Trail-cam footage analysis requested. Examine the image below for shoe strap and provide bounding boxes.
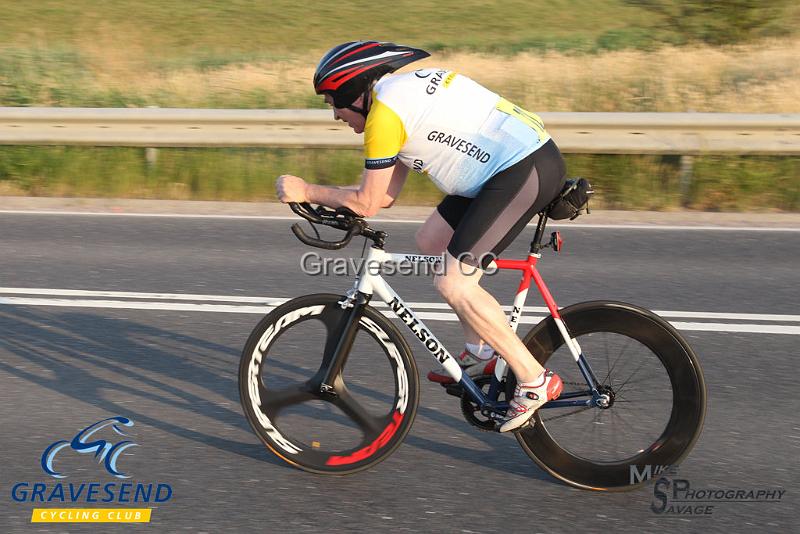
[518,369,550,390]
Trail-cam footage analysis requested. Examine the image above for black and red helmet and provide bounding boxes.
[314,41,430,108]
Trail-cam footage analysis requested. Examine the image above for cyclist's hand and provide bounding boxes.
[276,174,308,203]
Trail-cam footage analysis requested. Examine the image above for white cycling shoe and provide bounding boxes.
[499,369,563,433]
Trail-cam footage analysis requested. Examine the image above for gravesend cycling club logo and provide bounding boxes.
[10,415,174,524]
[41,416,138,479]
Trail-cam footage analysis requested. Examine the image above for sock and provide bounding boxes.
[465,342,495,360]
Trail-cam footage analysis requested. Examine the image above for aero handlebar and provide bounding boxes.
[288,202,383,250]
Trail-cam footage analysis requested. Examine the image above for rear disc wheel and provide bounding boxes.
[509,301,706,491]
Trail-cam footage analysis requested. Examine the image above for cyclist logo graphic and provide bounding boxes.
[41,416,138,479]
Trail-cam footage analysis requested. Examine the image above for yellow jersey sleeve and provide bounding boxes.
[363,97,407,170]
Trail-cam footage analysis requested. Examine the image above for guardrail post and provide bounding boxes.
[679,155,694,207]
[145,106,159,168]
[145,147,158,167]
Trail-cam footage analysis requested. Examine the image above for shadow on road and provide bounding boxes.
[0,306,555,482]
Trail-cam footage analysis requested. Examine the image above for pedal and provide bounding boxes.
[444,384,464,398]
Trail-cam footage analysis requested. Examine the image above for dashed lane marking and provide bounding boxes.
[1,288,798,335]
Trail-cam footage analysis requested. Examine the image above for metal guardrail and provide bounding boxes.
[0,108,799,154]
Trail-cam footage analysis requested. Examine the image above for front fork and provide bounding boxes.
[311,290,369,395]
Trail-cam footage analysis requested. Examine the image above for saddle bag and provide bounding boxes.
[547,177,594,221]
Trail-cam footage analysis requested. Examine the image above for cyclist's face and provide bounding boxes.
[325,95,366,134]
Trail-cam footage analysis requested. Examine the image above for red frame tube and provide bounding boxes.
[494,256,561,319]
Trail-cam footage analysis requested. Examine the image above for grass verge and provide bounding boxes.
[1,147,797,212]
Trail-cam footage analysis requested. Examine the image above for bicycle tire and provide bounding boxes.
[239,293,419,475]
[508,301,706,491]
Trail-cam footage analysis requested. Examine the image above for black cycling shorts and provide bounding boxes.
[437,139,566,269]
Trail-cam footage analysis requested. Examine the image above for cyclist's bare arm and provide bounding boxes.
[279,162,409,216]
[383,162,409,208]
[332,162,409,209]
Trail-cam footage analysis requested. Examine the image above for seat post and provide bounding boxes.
[529,213,549,254]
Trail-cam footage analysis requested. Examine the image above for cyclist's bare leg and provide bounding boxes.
[416,211,483,347]
[434,252,544,383]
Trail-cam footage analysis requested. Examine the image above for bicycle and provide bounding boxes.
[238,183,707,491]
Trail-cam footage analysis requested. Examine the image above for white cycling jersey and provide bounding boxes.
[364,69,551,197]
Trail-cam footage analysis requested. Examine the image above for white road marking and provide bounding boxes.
[0,287,288,304]
[0,297,272,314]
[0,210,797,232]
[1,288,798,335]
[668,322,800,335]
[2,288,797,322]
[0,210,304,221]
[372,300,800,322]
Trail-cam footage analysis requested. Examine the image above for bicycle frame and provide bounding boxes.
[322,243,606,420]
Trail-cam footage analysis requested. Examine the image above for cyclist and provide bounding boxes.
[277,41,565,432]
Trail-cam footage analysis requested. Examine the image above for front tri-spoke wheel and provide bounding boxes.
[239,294,419,474]
[510,301,706,491]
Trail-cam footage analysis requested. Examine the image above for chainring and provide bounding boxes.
[460,374,506,432]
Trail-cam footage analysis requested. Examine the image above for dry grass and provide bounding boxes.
[438,40,800,112]
[66,38,800,112]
